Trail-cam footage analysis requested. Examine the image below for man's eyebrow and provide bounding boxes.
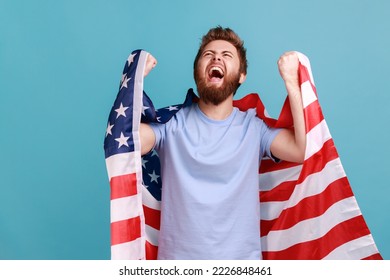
[202,50,234,55]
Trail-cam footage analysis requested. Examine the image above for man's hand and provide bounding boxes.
[144,53,157,77]
[277,51,299,84]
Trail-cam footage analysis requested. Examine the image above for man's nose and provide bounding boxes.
[212,54,221,61]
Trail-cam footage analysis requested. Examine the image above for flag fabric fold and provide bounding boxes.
[104,49,382,260]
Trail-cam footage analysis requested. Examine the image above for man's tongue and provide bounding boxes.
[210,76,222,83]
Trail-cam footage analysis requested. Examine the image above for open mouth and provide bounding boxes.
[208,66,224,82]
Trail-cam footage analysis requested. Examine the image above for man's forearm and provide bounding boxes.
[286,80,306,161]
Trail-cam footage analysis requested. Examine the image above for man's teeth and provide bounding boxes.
[209,66,223,75]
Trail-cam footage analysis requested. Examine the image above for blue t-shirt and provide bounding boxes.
[150,103,280,260]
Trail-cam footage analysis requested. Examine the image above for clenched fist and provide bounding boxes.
[144,53,157,77]
[277,51,299,84]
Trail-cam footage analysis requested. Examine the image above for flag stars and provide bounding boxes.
[148,170,160,183]
[142,105,150,115]
[120,73,126,83]
[166,106,179,111]
[142,158,148,169]
[115,103,129,119]
[120,75,131,89]
[127,53,137,66]
[106,122,114,137]
[115,132,130,148]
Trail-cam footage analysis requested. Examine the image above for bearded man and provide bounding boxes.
[139,26,306,260]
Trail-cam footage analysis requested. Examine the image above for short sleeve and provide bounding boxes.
[259,121,282,162]
[149,122,165,151]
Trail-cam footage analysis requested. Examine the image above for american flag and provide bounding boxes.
[104,49,382,260]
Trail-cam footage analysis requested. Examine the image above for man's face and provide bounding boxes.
[195,40,246,105]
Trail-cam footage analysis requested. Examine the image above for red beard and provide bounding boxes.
[195,69,241,106]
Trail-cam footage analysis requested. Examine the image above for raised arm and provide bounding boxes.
[140,54,158,155]
[270,51,306,163]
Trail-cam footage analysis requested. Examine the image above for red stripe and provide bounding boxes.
[145,241,158,260]
[234,93,286,128]
[234,93,265,118]
[362,253,383,260]
[298,63,312,85]
[111,216,141,245]
[273,98,294,128]
[259,159,301,174]
[234,93,263,110]
[261,177,353,236]
[263,215,371,259]
[143,205,161,230]
[304,100,324,133]
[110,173,138,200]
[260,180,298,202]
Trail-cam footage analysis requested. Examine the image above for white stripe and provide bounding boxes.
[132,51,147,130]
[261,196,362,251]
[260,157,346,221]
[258,165,302,191]
[305,119,332,159]
[105,151,141,180]
[323,235,380,260]
[145,225,159,246]
[297,52,315,85]
[142,185,161,210]
[111,238,145,260]
[133,51,148,261]
[110,195,141,223]
[132,51,148,153]
[301,80,317,108]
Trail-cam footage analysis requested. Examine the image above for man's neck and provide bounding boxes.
[198,95,234,120]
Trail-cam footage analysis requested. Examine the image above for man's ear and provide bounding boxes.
[239,73,246,84]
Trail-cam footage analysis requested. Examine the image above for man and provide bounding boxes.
[140,26,306,259]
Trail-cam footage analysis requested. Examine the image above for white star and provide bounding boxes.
[127,53,137,66]
[106,122,114,137]
[120,73,126,83]
[120,75,131,89]
[166,106,179,111]
[151,150,159,157]
[115,132,130,148]
[142,158,148,168]
[115,103,129,119]
[156,116,161,122]
[148,170,160,183]
[142,105,149,115]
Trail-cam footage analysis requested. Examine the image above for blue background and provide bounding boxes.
[0,0,389,259]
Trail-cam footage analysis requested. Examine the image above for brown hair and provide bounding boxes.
[193,26,248,75]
